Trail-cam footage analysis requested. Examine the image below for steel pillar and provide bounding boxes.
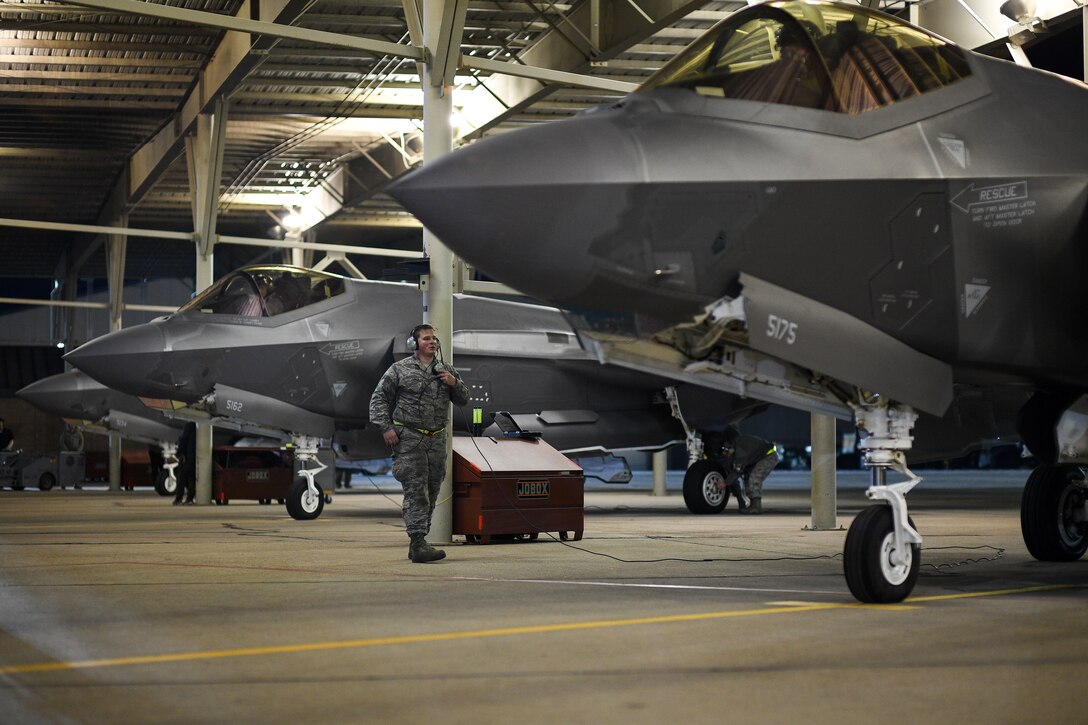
[809,413,838,530]
[108,430,122,493]
[422,0,464,545]
[105,214,129,492]
[186,99,227,505]
[106,214,128,333]
[652,449,668,496]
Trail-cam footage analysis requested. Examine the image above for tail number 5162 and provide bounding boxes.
[766,315,798,345]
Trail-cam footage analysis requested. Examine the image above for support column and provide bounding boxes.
[108,431,123,493]
[186,97,227,505]
[194,249,215,506]
[106,214,128,332]
[809,413,838,530]
[651,449,668,496]
[107,214,127,492]
[422,0,466,545]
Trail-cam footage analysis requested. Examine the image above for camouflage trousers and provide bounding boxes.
[391,428,448,537]
[743,451,780,499]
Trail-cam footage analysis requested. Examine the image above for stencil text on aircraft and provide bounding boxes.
[952,182,1036,228]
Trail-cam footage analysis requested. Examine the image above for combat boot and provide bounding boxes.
[409,534,446,563]
[743,496,763,514]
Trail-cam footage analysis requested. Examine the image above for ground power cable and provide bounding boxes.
[354,465,1006,570]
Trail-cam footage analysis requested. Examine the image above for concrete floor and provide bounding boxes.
[2,471,1087,723]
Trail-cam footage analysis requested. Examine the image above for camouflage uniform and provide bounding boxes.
[369,355,469,537]
[728,434,780,499]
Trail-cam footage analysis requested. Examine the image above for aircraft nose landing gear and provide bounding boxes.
[843,401,922,603]
[155,442,179,497]
[286,436,328,520]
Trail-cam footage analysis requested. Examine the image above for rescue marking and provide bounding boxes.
[2,583,1080,675]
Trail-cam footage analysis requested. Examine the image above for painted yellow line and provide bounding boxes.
[0,517,299,531]
[0,603,852,675]
[1,582,1082,676]
[906,583,1084,603]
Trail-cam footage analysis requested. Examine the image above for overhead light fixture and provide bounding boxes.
[281,206,306,232]
[1000,0,1045,49]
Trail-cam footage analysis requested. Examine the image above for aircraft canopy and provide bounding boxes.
[178,266,347,317]
[641,0,971,115]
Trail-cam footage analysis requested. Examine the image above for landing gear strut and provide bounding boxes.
[286,436,329,520]
[154,442,178,497]
[664,387,734,514]
[843,400,922,603]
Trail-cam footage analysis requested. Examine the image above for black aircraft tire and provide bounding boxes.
[153,471,176,497]
[843,505,920,604]
[1021,464,1088,561]
[682,460,730,514]
[38,472,56,491]
[287,479,324,520]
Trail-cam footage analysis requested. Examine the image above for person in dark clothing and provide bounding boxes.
[174,422,196,505]
[0,418,14,451]
[718,426,780,514]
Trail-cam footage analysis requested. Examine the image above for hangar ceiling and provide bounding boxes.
[0,0,750,280]
[0,0,1082,285]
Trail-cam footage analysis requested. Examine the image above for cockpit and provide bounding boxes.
[178,266,347,318]
[640,0,971,114]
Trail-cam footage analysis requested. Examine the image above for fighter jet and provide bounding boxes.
[17,369,185,496]
[388,0,1088,602]
[65,264,763,519]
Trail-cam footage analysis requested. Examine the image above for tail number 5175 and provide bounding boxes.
[766,315,798,345]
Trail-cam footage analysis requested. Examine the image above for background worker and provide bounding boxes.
[173,421,196,505]
[0,418,13,451]
[369,324,469,563]
[719,425,780,514]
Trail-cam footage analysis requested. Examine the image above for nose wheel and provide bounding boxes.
[155,442,179,497]
[844,504,920,603]
[286,436,328,520]
[842,401,923,603]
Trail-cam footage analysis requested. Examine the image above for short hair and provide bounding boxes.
[410,324,434,340]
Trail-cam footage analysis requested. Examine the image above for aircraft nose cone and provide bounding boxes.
[64,324,167,397]
[388,112,645,308]
[15,367,102,418]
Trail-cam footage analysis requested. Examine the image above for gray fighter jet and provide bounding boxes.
[388,0,1088,602]
[16,369,243,496]
[18,370,184,495]
[65,265,762,519]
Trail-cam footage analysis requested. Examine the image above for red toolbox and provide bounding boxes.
[212,447,294,505]
[452,436,584,544]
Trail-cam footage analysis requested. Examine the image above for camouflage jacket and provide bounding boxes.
[368,355,469,432]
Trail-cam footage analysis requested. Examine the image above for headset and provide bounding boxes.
[407,323,448,372]
[406,324,429,352]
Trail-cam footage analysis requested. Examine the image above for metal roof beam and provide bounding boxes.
[458,0,710,138]
[62,0,422,60]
